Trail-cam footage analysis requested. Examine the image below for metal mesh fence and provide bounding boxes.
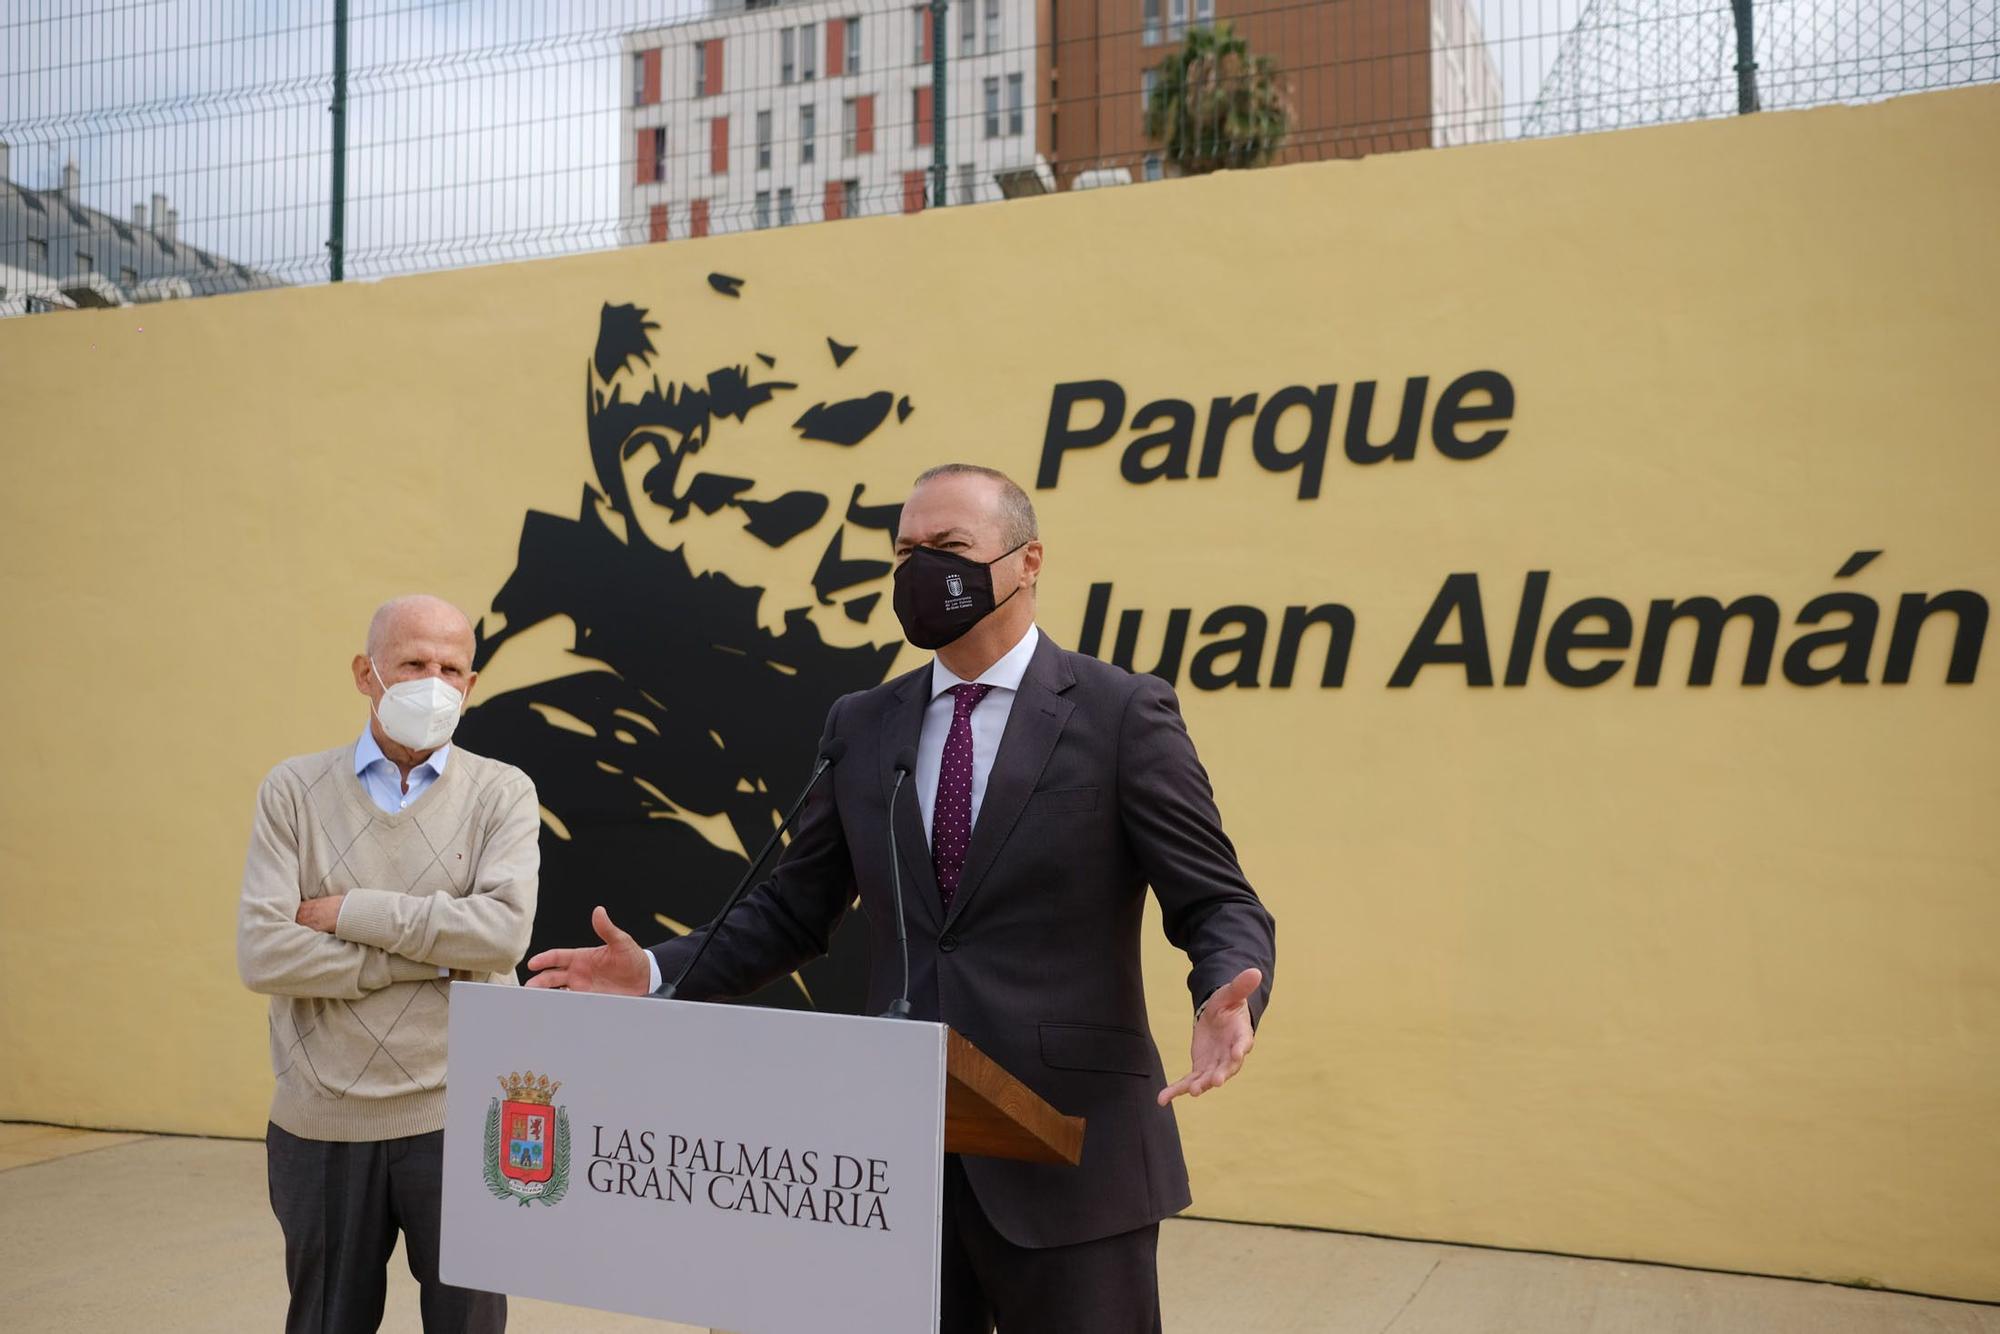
[2,0,1994,311]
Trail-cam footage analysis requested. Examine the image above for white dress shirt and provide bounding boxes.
[647,623,1043,994]
[355,726,451,814]
[915,623,1039,847]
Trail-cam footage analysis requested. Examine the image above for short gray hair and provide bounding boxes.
[912,463,1039,549]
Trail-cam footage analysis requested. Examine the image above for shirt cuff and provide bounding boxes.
[647,950,662,994]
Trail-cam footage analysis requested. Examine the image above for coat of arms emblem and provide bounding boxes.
[483,1070,572,1206]
[946,574,965,598]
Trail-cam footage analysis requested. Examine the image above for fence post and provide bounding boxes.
[931,0,948,205]
[330,0,349,280]
[1731,0,1761,114]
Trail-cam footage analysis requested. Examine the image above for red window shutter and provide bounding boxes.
[636,129,655,184]
[827,19,844,76]
[711,116,729,173]
[903,170,927,214]
[649,203,669,243]
[856,94,875,154]
[691,199,711,238]
[915,86,934,147]
[824,180,845,222]
[705,38,724,97]
[923,9,935,63]
[642,49,661,104]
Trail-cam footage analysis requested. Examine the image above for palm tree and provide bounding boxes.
[1143,22,1292,176]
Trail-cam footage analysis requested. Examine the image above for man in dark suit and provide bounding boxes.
[526,463,1276,1332]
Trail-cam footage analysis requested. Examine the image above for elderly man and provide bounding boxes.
[237,595,539,1334]
[528,465,1276,1333]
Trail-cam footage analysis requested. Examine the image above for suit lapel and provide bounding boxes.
[943,635,1076,931]
[882,669,945,930]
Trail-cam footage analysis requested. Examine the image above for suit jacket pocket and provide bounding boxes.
[1040,1022,1154,1077]
[1026,786,1099,814]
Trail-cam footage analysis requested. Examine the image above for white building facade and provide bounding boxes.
[1431,0,1505,147]
[621,0,1044,243]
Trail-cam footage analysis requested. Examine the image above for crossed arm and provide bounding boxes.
[236,774,540,1000]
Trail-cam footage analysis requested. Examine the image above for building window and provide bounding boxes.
[1143,0,1162,44]
[691,198,711,237]
[757,110,772,169]
[1143,153,1164,181]
[984,77,1000,138]
[1007,72,1023,135]
[1196,0,1213,22]
[1169,0,1188,40]
[913,6,927,63]
[1142,66,1159,125]
[649,202,669,242]
[801,22,817,78]
[755,191,772,229]
[28,236,47,263]
[959,0,975,54]
[637,126,667,185]
[800,104,816,163]
[778,187,795,225]
[711,116,729,174]
[956,162,976,205]
[694,41,709,96]
[781,28,795,83]
[844,177,861,214]
[913,85,934,147]
[632,52,646,105]
[844,17,861,74]
[984,0,999,53]
[843,98,858,156]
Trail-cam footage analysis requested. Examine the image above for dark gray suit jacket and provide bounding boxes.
[650,631,1276,1248]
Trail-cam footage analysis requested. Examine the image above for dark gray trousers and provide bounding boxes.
[939,1155,1164,1334]
[266,1122,505,1334]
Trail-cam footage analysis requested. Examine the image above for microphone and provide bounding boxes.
[654,738,848,1000]
[879,748,918,1020]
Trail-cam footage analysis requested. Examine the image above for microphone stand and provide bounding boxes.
[880,756,916,1019]
[655,745,843,1000]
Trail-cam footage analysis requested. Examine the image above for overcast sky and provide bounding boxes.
[2,0,1988,282]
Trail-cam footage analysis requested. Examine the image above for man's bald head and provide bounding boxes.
[353,595,479,743]
[366,595,475,661]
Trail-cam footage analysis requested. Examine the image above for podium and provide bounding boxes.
[439,983,1081,1334]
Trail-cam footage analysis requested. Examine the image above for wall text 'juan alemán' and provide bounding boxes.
[1075,555,1987,691]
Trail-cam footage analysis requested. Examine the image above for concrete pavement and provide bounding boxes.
[3,1123,1993,1333]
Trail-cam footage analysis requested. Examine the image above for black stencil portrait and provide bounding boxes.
[457,280,918,1013]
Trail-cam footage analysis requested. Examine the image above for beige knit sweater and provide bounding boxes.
[237,742,539,1141]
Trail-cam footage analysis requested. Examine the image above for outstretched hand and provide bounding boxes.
[1157,967,1262,1107]
[524,906,652,995]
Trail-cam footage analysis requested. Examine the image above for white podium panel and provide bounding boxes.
[441,983,946,1334]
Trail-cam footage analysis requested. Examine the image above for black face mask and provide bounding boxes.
[892,542,1028,650]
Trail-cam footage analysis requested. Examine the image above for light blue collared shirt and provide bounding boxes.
[355,727,452,815]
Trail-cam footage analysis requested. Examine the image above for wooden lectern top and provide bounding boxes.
[943,1027,1085,1167]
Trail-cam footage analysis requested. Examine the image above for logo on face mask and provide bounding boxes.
[892,541,1027,650]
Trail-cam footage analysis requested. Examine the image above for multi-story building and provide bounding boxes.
[0,148,278,317]
[1042,0,1504,186]
[621,0,1047,241]
[621,0,1502,239]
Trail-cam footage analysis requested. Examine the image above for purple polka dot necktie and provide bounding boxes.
[932,683,993,911]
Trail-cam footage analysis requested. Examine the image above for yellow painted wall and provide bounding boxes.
[3,85,1997,1300]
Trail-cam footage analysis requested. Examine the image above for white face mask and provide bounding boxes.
[370,659,465,751]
